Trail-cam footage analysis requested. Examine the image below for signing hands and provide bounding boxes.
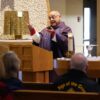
[26,22,36,36]
[46,26,55,38]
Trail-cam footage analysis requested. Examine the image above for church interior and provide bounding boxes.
[0,0,100,99]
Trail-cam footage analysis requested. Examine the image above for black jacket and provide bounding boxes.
[54,69,100,92]
[2,77,23,91]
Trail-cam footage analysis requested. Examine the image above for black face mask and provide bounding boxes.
[51,25,58,29]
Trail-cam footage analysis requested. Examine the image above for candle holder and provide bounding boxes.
[66,32,74,58]
[68,33,73,52]
[15,34,22,40]
[65,51,74,58]
[17,11,23,39]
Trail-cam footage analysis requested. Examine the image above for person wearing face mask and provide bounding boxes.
[28,10,74,58]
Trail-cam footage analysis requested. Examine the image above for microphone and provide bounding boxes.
[47,26,53,30]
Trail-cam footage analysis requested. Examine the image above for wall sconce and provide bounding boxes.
[77,16,81,22]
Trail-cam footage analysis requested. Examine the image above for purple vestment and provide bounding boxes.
[37,22,73,58]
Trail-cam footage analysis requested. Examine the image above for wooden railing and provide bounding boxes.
[13,90,100,100]
[22,82,57,90]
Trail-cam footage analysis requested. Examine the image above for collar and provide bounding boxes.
[65,69,88,79]
[51,22,65,29]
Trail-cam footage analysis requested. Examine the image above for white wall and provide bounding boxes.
[49,0,83,53]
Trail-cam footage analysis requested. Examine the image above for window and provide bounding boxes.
[83,8,91,56]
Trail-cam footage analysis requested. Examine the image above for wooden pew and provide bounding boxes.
[22,82,57,90]
[13,90,100,100]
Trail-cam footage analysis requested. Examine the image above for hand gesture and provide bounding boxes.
[26,22,36,35]
[46,27,55,38]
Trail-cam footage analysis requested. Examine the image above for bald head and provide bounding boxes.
[70,53,88,73]
[49,11,61,17]
[48,10,61,26]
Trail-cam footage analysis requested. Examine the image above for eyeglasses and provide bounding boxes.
[48,15,59,20]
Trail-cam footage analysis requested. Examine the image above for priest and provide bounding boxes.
[28,10,75,58]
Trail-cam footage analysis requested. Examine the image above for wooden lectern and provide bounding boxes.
[9,45,53,83]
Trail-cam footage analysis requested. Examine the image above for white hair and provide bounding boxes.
[2,51,21,78]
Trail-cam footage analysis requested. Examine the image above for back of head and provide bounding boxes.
[2,51,21,78]
[70,53,88,73]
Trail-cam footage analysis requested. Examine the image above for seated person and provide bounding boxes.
[1,51,23,90]
[0,59,13,100]
[54,53,100,92]
[0,82,13,100]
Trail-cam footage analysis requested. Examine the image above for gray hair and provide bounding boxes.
[70,53,88,73]
[2,51,21,78]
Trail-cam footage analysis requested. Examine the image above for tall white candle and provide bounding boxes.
[68,33,73,51]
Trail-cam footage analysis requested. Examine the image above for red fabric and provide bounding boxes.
[0,82,6,88]
[51,31,55,38]
[46,29,55,38]
[0,82,13,100]
[28,25,36,35]
[0,94,13,100]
